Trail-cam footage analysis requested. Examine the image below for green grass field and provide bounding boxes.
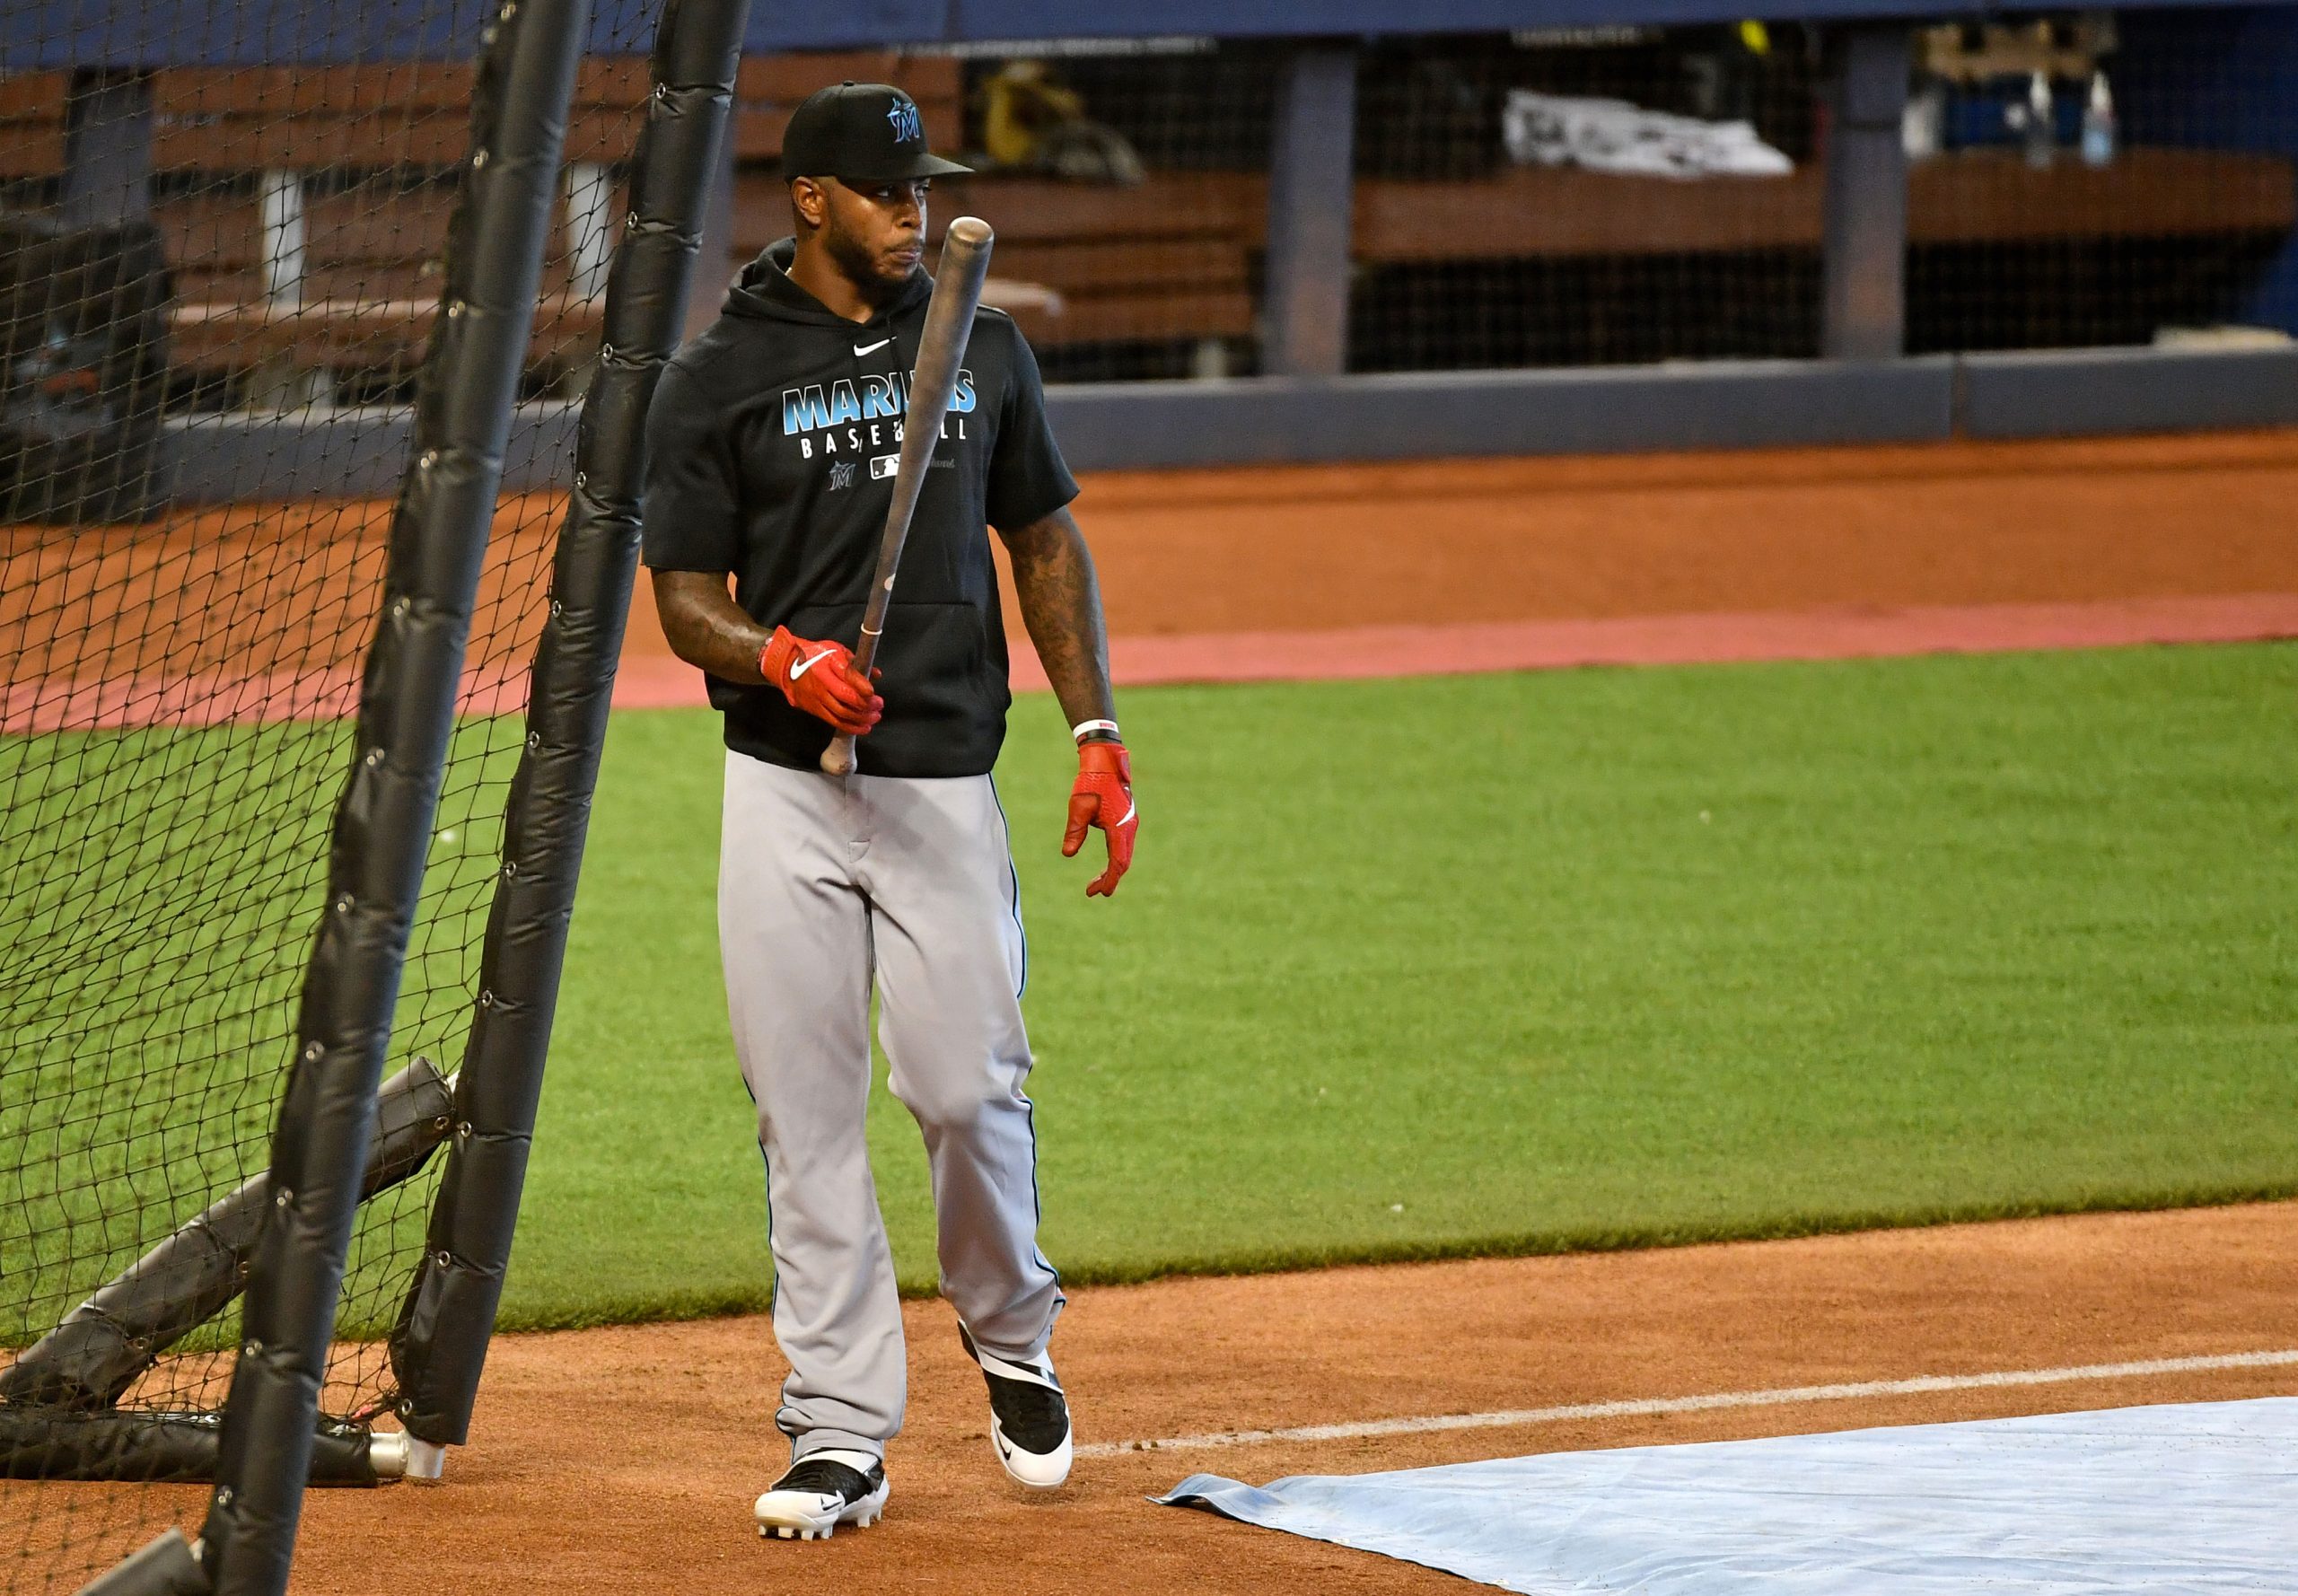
[495,642,2298,1329]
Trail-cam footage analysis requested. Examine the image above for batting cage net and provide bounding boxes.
[0,0,687,1588]
[1345,25,1827,373]
[926,39,1279,386]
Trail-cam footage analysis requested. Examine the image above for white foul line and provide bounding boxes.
[1075,1347,2298,1460]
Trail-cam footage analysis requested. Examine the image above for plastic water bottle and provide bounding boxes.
[2081,71,2117,167]
[2023,72,2055,170]
[1901,79,1944,161]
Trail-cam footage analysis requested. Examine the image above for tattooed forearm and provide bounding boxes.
[999,507,1117,735]
[653,569,774,684]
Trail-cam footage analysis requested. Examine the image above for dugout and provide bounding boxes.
[7,0,2298,495]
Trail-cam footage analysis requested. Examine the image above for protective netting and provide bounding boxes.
[846,29,1820,378]
[1347,26,1824,372]
[719,40,1276,386]
[847,17,2296,379]
[948,39,1277,384]
[1,13,650,1591]
[1907,14,2298,355]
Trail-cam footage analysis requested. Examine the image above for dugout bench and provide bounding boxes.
[1350,149,2296,259]
[2,54,963,405]
[14,54,1271,399]
[9,48,2293,404]
[730,167,1264,365]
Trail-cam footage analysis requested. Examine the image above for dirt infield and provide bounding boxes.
[276,1203,2298,1594]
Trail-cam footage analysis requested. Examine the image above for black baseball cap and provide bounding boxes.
[782,82,973,182]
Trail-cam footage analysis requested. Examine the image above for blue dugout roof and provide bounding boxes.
[2,0,2277,67]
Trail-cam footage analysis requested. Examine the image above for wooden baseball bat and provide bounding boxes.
[820,215,996,777]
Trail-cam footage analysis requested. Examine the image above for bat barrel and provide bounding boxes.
[821,217,996,778]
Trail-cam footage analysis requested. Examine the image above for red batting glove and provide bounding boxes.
[759,625,881,737]
[1063,740,1136,898]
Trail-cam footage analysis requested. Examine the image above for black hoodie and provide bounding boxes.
[642,239,1078,777]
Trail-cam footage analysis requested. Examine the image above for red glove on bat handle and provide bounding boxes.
[760,625,881,738]
[1063,740,1136,898]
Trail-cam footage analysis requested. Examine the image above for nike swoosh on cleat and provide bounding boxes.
[854,338,893,356]
[788,647,839,680]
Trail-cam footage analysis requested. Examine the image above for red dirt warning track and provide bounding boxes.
[617,429,2298,704]
[12,433,2293,729]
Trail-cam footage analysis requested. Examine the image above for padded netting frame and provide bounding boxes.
[387,0,751,1453]
[17,0,590,1586]
[188,0,590,1582]
[2,0,744,1589]
[0,0,751,1588]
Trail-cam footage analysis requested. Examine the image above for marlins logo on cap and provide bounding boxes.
[782,82,972,182]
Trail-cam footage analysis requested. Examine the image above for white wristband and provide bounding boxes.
[1071,718,1120,744]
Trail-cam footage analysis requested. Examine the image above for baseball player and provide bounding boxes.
[640,83,1136,1540]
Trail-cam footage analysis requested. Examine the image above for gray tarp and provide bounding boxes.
[1162,1397,2298,1594]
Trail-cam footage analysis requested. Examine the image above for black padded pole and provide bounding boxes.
[387,0,751,1451]
[2,1409,387,1488]
[183,3,592,1592]
[77,1530,204,1596]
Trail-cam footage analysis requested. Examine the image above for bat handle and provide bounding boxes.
[820,627,880,776]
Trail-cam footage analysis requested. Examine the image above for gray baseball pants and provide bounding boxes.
[718,750,1064,1464]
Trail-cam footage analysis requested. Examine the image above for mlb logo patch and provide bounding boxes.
[871,454,900,480]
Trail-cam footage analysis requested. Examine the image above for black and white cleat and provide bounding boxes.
[959,1323,1074,1490]
[752,1451,890,1540]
